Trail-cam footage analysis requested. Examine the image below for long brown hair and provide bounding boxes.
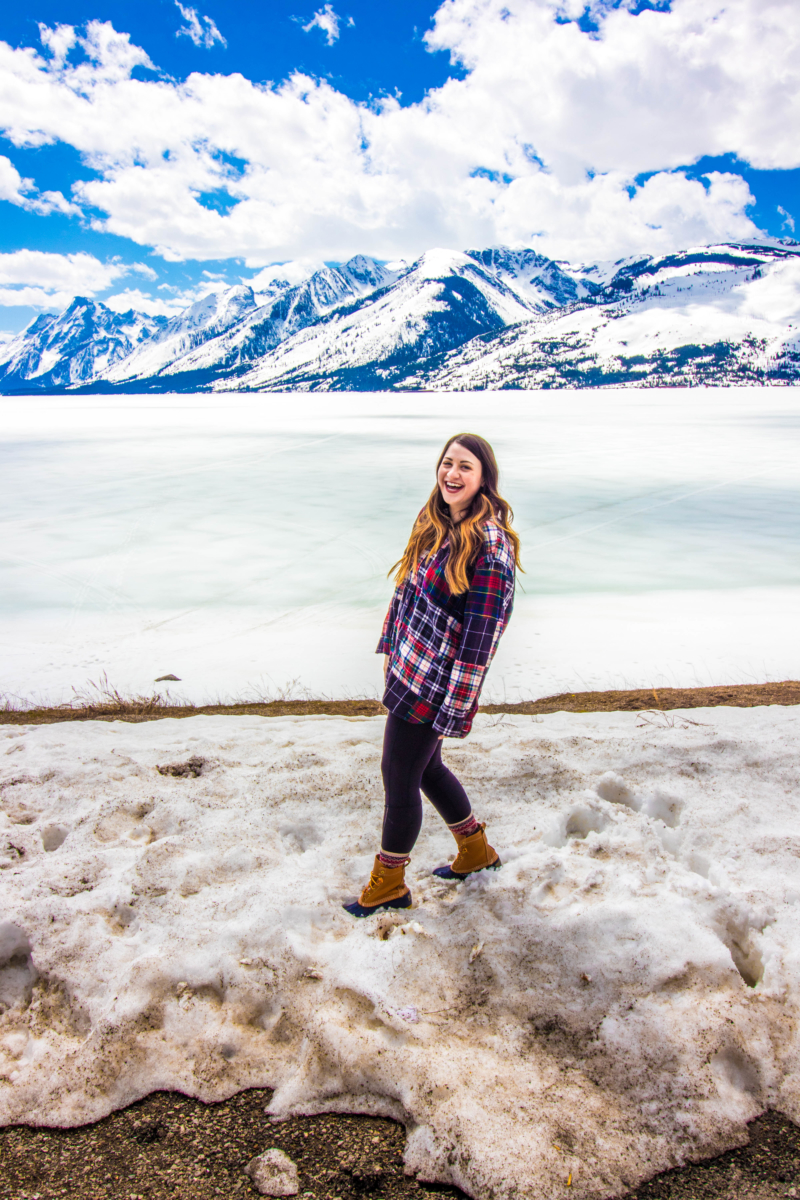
[391,433,522,594]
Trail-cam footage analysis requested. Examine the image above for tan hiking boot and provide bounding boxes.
[433,823,501,880]
[343,855,412,918]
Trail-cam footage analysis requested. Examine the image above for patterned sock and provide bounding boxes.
[378,849,410,869]
[449,813,480,838]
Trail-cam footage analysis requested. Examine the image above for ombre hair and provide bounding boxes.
[392,433,522,594]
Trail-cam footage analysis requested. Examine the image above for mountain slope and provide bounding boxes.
[464,247,598,309]
[214,248,557,391]
[1,241,799,393]
[100,285,259,382]
[402,244,800,390]
[0,299,165,390]
[104,255,400,385]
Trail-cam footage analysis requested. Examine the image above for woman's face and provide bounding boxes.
[437,442,483,518]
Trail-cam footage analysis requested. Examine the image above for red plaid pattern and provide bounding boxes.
[377,520,515,738]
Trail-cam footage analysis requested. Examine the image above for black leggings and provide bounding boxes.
[380,713,472,855]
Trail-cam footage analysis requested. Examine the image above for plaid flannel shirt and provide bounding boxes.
[377,520,515,738]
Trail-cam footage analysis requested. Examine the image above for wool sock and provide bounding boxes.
[449,813,480,838]
[378,849,410,869]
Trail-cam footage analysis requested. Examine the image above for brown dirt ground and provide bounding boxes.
[2,680,798,726]
[1,1090,798,1200]
[2,681,799,1198]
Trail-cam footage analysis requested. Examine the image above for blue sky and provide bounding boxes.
[0,0,469,329]
[1,0,799,332]
[1,1,464,106]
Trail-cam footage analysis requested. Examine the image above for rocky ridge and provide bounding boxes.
[1,242,799,392]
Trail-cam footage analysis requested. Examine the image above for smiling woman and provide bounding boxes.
[343,432,520,919]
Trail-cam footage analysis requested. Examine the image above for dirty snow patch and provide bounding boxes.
[1,709,799,1200]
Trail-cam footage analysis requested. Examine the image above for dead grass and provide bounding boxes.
[0,679,797,727]
[480,680,800,715]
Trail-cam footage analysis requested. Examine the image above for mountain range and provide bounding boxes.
[2,242,799,392]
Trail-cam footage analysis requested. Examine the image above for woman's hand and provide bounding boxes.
[383,654,389,681]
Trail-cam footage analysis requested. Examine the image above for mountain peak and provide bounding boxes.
[3,240,800,393]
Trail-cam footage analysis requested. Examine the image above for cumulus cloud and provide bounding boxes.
[0,250,151,309]
[175,3,227,50]
[301,5,345,46]
[0,155,79,215]
[0,2,798,266]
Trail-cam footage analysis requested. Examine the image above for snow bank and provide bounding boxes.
[1,708,799,1199]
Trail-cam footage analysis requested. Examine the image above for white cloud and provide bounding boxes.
[105,276,242,315]
[778,205,796,234]
[301,5,343,46]
[0,154,79,215]
[175,3,227,50]
[38,23,77,68]
[103,287,185,316]
[0,3,798,265]
[0,250,151,309]
[0,249,126,290]
[245,259,322,288]
[0,285,77,308]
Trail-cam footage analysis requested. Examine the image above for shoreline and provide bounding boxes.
[2,680,799,726]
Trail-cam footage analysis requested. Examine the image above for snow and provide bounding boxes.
[221,251,539,391]
[410,244,800,390]
[4,242,800,392]
[0,301,165,388]
[1,707,799,1200]
[152,256,401,382]
[415,248,475,281]
[103,286,259,382]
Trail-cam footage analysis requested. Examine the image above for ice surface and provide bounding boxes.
[1,389,798,706]
[1,708,799,1199]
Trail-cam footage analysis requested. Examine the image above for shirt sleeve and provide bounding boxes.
[432,550,514,737]
[376,581,404,655]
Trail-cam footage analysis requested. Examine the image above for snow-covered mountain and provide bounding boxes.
[2,242,799,393]
[464,247,598,309]
[404,243,800,390]
[100,285,260,383]
[0,299,165,390]
[103,255,401,385]
[215,248,560,392]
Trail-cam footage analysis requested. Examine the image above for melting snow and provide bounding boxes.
[1,708,799,1198]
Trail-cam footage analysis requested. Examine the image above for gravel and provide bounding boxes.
[1,1091,798,1200]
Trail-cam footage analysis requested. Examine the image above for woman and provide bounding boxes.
[344,432,520,918]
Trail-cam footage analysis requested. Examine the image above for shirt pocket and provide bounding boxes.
[439,613,462,661]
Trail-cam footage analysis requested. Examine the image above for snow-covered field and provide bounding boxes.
[2,388,799,706]
[1,708,799,1199]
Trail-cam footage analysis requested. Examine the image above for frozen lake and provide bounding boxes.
[1,388,799,706]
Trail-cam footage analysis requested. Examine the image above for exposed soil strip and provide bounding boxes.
[2,681,798,726]
[1,1089,798,1200]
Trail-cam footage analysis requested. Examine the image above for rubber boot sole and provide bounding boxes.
[432,857,502,881]
[342,892,412,919]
